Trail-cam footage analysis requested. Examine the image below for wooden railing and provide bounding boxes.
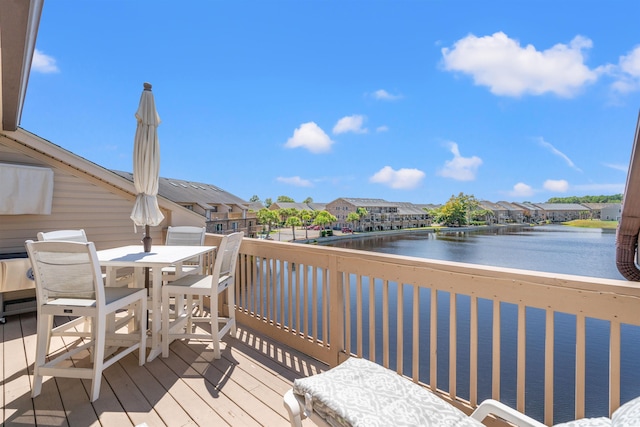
[205,234,640,425]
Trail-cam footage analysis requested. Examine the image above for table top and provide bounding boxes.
[97,245,216,267]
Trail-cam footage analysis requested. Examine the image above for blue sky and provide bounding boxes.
[21,1,640,205]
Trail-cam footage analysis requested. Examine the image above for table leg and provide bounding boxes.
[105,266,117,287]
[146,266,164,362]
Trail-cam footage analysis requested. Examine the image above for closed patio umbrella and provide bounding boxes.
[616,111,640,281]
[131,82,164,252]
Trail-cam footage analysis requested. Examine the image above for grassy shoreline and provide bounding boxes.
[561,219,618,229]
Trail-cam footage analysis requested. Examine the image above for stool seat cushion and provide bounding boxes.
[293,357,483,427]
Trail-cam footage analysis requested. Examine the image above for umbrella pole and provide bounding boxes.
[143,224,151,330]
[143,223,151,290]
[143,224,152,252]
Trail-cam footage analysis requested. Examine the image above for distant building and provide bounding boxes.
[394,202,431,229]
[112,171,258,237]
[326,198,396,231]
[512,202,544,223]
[531,203,588,222]
[326,198,430,231]
[496,201,526,223]
[581,203,621,221]
[478,200,506,224]
[268,202,316,212]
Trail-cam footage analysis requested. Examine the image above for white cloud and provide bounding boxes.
[333,115,368,134]
[372,89,402,100]
[276,176,313,187]
[31,49,59,73]
[376,125,389,133]
[538,137,582,172]
[437,142,483,181]
[284,122,334,153]
[441,32,600,97]
[543,179,570,192]
[369,166,425,189]
[611,46,640,93]
[509,182,535,197]
[603,162,628,172]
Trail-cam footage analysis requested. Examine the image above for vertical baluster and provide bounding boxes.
[450,292,457,399]
[544,309,555,426]
[356,274,363,357]
[426,286,433,385]
[470,295,478,407]
[345,273,352,356]
[575,314,586,419]
[609,320,621,416]
[411,284,420,382]
[296,260,301,336]
[517,304,526,413]
[312,265,318,342]
[369,276,376,362]
[287,259,293,332]
[492,300,501,401]
[396,282,404,375]
[269,259,278,325]
[382,279,389,368]
[322,268,328,348]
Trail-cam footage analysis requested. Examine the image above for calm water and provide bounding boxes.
[322,225,640,423]
[327,224,623,280]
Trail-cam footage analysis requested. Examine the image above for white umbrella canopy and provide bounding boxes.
[131,82,164,251]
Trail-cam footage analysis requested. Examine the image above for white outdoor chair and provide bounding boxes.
[26,240,147,402]
[161,226,207,281]
[161,231,243,359]
[38,229,134,285]
[37,229,104,338]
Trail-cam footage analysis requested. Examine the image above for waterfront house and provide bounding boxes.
[512,201,544,223]
[2,3,640,426]
[478,200,507,224]
[532,203,589,222]
[326,197,399,231]
[496,201,527,223]
[581,203,621,221]
[394,201,432,229]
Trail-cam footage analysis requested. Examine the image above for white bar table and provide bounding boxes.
[97,244,216,361]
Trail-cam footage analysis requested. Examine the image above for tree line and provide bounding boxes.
[545,194,622,204]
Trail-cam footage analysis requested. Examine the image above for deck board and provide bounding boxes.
[1,312,327,427]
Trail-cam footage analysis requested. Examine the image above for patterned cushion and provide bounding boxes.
[553,418,611,427]
[293,357,483,427]
[612,396,640,427]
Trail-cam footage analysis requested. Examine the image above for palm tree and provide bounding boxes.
[285,215,302,240]
[314,210,337,236]
[356,207,369,232]
[346,212,360,232]
[256,208,279,238]
[300,210,312,240]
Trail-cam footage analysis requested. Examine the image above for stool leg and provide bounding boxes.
[212,288,221,359]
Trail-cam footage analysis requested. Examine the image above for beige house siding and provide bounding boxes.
[0,129,203,255]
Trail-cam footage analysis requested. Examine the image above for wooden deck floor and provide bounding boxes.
[1,312,328,427]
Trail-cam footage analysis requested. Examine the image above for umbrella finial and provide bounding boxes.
[143,82,152,91]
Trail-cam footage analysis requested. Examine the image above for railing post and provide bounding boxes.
[328,254,345,367]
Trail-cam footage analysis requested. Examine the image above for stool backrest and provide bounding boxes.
[37,229,89,243]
